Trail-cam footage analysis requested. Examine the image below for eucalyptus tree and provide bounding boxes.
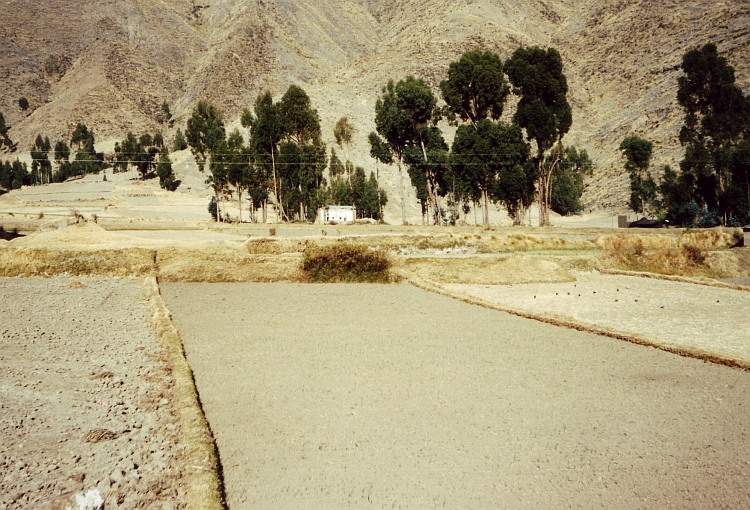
[505,46,572,226]
[186,101,225,173]
[334,116,356,182]
[156,147,176,191]
[275,85,327,221]
[243,92,283,222]
[30,135,52,185]
[370,77,447,225]
[443,50,534,224]
[451,120,529,225]
[620,135,656,216]
[370,81,410,224]
[549,146,593,216]
[0,112,14,151]
[440,50,509,127]
[677,43,749,221]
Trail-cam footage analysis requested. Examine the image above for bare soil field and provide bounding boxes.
[0,277,186,509]
[446,273,750,366]
[163,283,750,509]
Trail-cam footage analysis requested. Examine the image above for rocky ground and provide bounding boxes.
[0,277,186,509]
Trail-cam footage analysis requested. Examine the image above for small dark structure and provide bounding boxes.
[617,215,629,228]
[0,226,24,241]
[628,217,663,228]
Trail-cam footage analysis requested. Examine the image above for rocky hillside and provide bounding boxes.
[2,0,749,213]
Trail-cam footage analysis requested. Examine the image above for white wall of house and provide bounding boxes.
[319,206,355,224]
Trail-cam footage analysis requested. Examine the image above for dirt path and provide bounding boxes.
[447,273,750,365]
[0,277,186,509]
[163,283,750,509]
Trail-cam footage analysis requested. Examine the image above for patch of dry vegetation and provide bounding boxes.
[592,229,747,280]
[158,247,302,283]
[301,244,394,283]
[397,256,576,285]
[0,248,155,277]
[594,228,742,251]
[246,233,594,256]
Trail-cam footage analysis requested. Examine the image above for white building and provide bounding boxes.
[319,205,355,224]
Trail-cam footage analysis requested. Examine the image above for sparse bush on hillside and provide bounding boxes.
[301,244,392,283]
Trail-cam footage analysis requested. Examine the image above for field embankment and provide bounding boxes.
[1,223,748,286]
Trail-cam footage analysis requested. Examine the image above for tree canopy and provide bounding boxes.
[505,46,572,226]
[186,101,225,172]
[440,50,509,127]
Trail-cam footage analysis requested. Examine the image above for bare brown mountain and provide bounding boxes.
[2,0,749,210]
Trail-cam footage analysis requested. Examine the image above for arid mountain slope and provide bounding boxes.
[1,0,749,211]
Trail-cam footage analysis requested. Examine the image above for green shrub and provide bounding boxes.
[301,243,392,283]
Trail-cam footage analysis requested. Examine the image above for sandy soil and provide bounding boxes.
[163,283,750,509]
[0,277,186,509]
[447,273,750,365]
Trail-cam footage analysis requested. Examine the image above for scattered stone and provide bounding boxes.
[83,429,119,443]
[30,489,103,510]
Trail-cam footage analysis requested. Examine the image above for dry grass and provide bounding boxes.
[598,244,745,279]
[0,248,156,277]
[301,244,394,283]
[158,247,301,283]
[593,229,747,280]
[245,233,594,257]
[594,228,742,251]
[143,276,224,510]
[397,256,576,285]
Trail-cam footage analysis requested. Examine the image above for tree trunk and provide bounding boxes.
[419,138,440,225]
[271,149,282,223]
[238,188,242,223]
[482,188,490,226]
[397,158,406,225]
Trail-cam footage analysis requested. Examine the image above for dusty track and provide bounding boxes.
[163,283,750,509]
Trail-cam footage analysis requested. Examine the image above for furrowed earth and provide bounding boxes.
[1,183,750,508]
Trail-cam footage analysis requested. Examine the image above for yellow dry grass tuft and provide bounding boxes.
[158,246,301,283]
[397,256,576,285]
[143,276,224,510]
[0,248,156,277]
[594,228,742,252]
[245,233,594,257]
[681,228,743,249]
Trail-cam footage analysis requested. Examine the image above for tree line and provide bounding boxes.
[186,86,388,223]
[367,47,590,226]
[0,119,181,192]
[2,47,589,225]
[621,43,750,227]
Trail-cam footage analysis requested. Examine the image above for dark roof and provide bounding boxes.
[629,217,663,228]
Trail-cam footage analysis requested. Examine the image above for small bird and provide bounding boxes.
[635,299,638,302]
